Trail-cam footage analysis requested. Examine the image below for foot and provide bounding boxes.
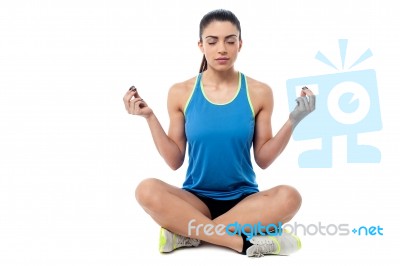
[159,227,201,253]
[246,231,301,257]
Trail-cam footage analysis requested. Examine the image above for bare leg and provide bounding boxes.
[213,185,302,256]
[214,185,302,227]
[135,178,243,252]
[135,178,302,253]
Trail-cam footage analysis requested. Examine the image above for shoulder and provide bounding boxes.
[245,75,273,114]
[169,76,197,96]
[167,76,198,112]
[246,76,272,97]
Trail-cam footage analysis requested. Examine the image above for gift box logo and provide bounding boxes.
[286,39,382,168]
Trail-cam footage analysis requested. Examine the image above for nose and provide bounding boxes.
[217,41,227,54]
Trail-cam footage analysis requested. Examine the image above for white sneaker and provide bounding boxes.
[246,230,301,257]
[159,227,201,253]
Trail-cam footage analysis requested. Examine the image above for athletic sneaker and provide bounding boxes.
[159,227,201,253]
[246,230,301,257]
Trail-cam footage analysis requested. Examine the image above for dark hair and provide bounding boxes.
[198,9,241,73]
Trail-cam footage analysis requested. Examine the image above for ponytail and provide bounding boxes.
[199,54,207,73]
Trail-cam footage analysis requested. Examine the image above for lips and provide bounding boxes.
[216,57,229,64]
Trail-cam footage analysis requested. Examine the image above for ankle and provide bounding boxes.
[240,234,252,254]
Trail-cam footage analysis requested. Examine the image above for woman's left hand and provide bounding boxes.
[289,86,316,130]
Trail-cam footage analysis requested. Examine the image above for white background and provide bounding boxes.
[1,0,399,265]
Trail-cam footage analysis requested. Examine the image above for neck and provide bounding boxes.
[202,67,238,85]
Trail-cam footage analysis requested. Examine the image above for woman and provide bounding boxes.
[123,9,315,257]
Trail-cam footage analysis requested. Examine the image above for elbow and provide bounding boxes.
[167,157,184,171]
[255,156,272,170]
[256,160,269,170]
[169,163,181,171]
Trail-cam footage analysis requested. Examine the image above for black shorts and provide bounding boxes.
[189,191,256,219]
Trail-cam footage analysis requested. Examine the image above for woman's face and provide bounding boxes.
[199,20,242,72]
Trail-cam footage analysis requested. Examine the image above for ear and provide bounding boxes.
[238,39,243,52]
[198,40,204,53]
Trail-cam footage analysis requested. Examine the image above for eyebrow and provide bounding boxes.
[205,34,238,39]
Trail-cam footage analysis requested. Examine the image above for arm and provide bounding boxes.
[252,84,290,169]
[252,85,315,169]
[123,85,187,170]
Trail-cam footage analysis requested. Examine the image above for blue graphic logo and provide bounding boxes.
[287,39,382,168]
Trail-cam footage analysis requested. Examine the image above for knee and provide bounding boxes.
[276,185,302,214]
[135,178,164,210]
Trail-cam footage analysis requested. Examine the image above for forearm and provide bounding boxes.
[255,119,293,169]
[145,113,184,170]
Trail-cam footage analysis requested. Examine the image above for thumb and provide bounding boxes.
[129,85,141,99]
[296,96,307,110]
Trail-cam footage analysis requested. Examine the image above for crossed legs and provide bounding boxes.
[135,178,302,253]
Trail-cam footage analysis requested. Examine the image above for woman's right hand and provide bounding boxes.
[123,86,153,119]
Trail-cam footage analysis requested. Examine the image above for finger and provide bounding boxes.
[130,97,146,106]
[138,99,148,108]
[301,86,308,97]
[123,90,136,112]
[134,99,147,113]
[125,85,138,97]
[301,96,312,112]
[134,100,141,114]
[128,85,143,99]
[302,87,315,97]
[127,98,136,114]
[300,87,315,111]
[140,98,149,109]
[129,86,142,99]
[130,98,148,114]
[296,96,307,111]
[128,97,141,114]
[303,96,312,112]
[130,97,143,106]
[309,95,316,111]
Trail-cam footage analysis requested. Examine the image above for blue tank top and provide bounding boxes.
[183,72,259,200]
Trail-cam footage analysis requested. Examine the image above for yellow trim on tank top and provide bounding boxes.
[183,75,199,115]
[200,72,241,106]
[244,75,255,118]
